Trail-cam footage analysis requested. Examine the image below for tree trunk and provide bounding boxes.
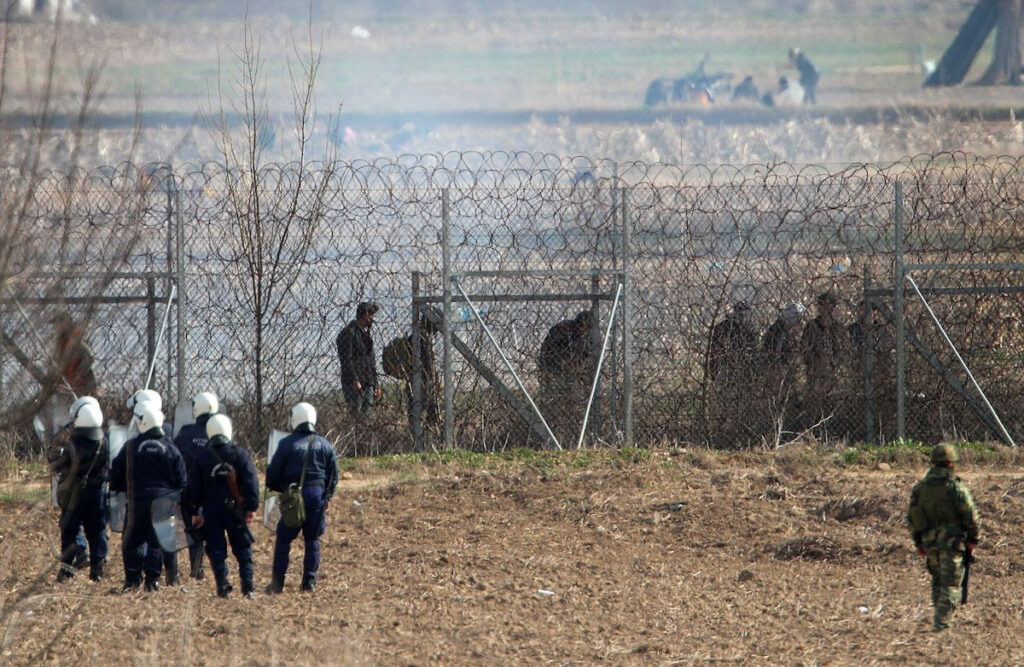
[976,0,1023,84]
[925,0,1000,86]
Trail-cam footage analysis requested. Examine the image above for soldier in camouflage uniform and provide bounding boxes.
[906,444,980,631]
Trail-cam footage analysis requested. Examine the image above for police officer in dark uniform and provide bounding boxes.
[109,402,187,592]
[53,398,109,583]
[265,402,339,594]
[187,414,259,599]
[174,391,219,580]
[123,389,183,586]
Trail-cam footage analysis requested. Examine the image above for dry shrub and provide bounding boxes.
[773,535,845,561]
[819,494,890,522]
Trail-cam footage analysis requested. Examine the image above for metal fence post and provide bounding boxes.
[441,188,453,450]
[862,265,875,441]
[589,269,602,444]
[894,181,906,441]
[412,271,424,452]
[621,186,634,447]
[174,183,185,406]
[146,275,156,390]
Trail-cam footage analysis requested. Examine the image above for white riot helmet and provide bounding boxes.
[73,402,104,429]
[126,388,162,411]
[289,402,317,431]
[205,413,232,442]
[133,402,165,435]
[192,391,219,419]
[67,395,100,426]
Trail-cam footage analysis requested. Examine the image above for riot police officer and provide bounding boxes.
[265,402,339,593]
[53,399,108,582]
[187,414,259,599]
[109,402,186,592]
[175,391,220,580]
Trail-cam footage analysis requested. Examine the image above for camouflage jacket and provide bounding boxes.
[907,466,981,551]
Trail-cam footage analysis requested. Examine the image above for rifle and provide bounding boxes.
[961,545,975,604]
[211,447,256,545]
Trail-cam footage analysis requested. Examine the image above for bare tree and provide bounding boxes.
[0,8,146,441]
[206,10,340,435]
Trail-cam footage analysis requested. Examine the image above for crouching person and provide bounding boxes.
[265,402,338,593]
[187,414,259,599]
[54,398,109,582]
[109,402,186,593]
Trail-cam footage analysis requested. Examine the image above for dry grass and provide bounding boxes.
[2,449,1024,664]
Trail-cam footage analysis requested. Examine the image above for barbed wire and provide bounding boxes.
[4,151,1024,453]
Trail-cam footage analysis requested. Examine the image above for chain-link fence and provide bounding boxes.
[3,151,1024,454]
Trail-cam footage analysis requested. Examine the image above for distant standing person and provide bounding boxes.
[762,301,806,412]
[53,311,100,396]
[336,302,381,414]
[788,48,819,104]
[707,301,759,382]
[907,444,980,632]
[801,291,847,420]
[537,311,594,441]
[406,316,440,435]
[265,402,339,594]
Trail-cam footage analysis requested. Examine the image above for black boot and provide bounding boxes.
[164,553,181,586]
[216,581,233,598]
[121,579,141,594]
[190,546,205,580]
[241,579,255,599]
[264,575,284,594]
[88,558,105,582]
[300,575,315,593]
[72,547,89,570]
[144,577,160,593]
[56,564,74,583]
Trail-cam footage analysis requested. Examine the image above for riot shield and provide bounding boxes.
[106,423,130,532]
[38,397,71,510]
[172,399,191,438]
[151,493,188,552]
[262,429,287,531]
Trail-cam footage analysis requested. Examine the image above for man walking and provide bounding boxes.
[907,444,981,632]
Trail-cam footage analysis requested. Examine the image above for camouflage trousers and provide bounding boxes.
[925,547,965,631]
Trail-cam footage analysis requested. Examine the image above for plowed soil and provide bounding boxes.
[2,448,1024,665]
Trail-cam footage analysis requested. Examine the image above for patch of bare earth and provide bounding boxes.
[2,453,1024,664]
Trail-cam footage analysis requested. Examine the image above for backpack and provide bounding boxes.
[382,336,414,379]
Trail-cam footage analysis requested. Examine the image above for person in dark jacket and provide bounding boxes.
[53,311,99,397]
[405,315,440,436]
[265,402,339,594]
[52,399,109,583]
[123,388,183,586]
[707,301,759,382]
[336,302,381,414]
[109,402,187,593]
[174,391,220,581]
[187,414,259,599]
[788,48,819,104]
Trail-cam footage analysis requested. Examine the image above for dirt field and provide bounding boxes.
[2,447,1024,665]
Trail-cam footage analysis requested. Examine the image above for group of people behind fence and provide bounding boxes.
[48,388,338,599]
[707,291,895,444]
